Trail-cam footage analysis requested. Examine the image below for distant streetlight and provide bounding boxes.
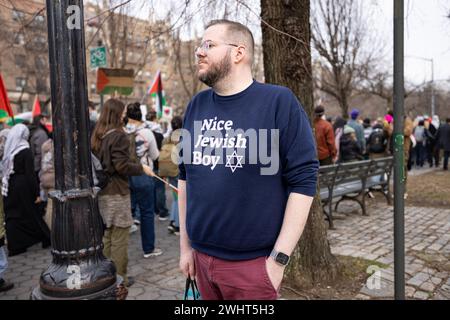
[406,55,435,116]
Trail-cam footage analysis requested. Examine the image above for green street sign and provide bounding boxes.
[90,46,107,69]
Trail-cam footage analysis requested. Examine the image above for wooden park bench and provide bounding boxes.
[318,157,394,229]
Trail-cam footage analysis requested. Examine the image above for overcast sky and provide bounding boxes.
[373,0,450,86]
[123,0,450,86]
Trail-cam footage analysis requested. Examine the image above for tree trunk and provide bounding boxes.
[340,93,349,119]
[387,96,393,113]
[261,0,340,288]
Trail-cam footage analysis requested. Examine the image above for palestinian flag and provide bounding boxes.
[32,95,41,117]
[96,68,134,96]
[0,73,14,123]
[148,71,166,118]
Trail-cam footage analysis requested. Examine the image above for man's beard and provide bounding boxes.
[198,51,232,88]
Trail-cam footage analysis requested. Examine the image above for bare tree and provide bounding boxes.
[358,61,424,114]
[312,0,380,118]
[89,0,153,72]
[171,31,203,107]
[163,0,262,111]
[261,0,340,288]
[0,2,49,112]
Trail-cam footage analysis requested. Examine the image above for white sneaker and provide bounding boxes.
[143,248,163,258]
[129,224,139,234]
[133,219,140,225]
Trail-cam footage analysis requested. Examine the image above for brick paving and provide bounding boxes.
[329,200,450,300]
[0,215,186,300]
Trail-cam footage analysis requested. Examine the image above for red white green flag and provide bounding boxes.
[32,95,42,117]
[147,70,166,118]
[0,73,14,122]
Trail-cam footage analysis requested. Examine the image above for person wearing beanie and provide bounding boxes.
[347,109,366,154]
[313,106,337,166]
[340,125,363,162]
[344,125,355,135]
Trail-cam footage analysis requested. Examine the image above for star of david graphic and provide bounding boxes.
[225,150,244,173]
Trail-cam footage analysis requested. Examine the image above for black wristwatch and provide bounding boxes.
[270,249,290,266]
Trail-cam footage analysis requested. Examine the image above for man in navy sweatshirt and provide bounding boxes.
[178,19,319,300]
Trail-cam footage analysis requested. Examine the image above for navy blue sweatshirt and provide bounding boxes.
[179,81,318,260]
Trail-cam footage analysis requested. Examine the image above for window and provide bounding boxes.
[14,33,25,45]
[35,57,47,69]
[33,36,47,51]
[12,10,25,21]
[155,41,165,54]
[32,15,45,28]
[36,78,47,93]
[135,38,143,48]
[15,55,26,67]
[15,77,27,91]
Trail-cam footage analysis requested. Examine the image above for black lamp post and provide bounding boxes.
[32,0,119,300]
[393,0,405,300]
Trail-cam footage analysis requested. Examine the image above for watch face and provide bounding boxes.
[276,253,290,265]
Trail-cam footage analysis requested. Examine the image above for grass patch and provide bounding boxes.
[280,255,389,300]
[406,170,450,208]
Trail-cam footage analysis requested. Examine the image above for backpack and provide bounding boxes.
[368,129,387,154]
[414,126,425,143]
[91,152,109,189]
[128,130,139,163]
[153,131,164,150]
[152,130,164,171]
[158,142,179,177]
[92,129,116,189]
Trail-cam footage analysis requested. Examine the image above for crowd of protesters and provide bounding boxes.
[314,106,450,201]
[0,99,183,292]
[314,105,450,171]
[314,106,450,170]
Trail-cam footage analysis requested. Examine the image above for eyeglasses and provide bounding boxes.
[195,40,239,54]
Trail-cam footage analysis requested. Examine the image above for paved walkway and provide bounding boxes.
[0,215,185,300]
[329,200,450,300]
[1,179,448,300]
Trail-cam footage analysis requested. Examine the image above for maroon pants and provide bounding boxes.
[193,250,280,300]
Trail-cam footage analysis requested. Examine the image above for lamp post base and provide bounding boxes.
[31,276,126,300]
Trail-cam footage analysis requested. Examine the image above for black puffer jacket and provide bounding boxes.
[340,134,363,162]
[438,123,450,152]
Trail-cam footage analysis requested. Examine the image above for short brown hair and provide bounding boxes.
[205,19,255,64]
